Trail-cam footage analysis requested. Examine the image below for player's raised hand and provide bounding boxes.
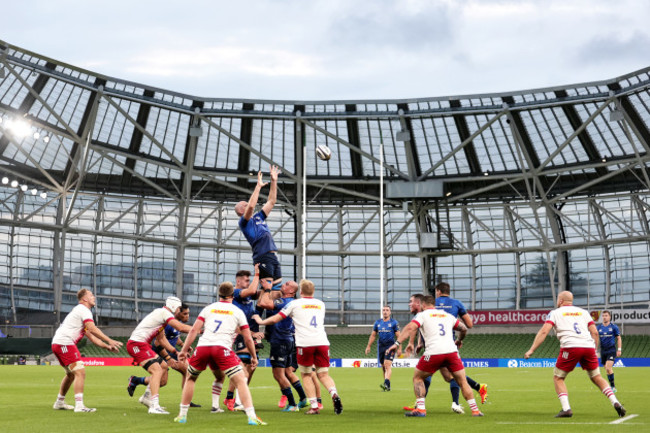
[269,165,280,182]
[257,171,269,188]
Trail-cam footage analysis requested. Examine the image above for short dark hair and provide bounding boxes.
[435,282,451,295]
[602,310,611,317]
[180,303,189,311]
[77,288,89,301]
[422,295,436,306]
[236,270,251,278]
[410,294,424,302]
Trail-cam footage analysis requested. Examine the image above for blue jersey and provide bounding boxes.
[597,323,620,352]
[373,318,399,348]
[233,288,259,333]
[152,324,181,350]
[239,210,278,262]
[270,297,295,344]
[435,296,468,319]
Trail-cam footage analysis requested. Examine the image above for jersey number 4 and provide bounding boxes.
[310,316,318,328]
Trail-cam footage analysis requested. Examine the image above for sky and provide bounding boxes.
[2,0,648,101]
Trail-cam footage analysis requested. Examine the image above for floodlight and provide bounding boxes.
[1,177,8,184]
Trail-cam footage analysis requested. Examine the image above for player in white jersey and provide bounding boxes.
[174,281,266,426]
[51,289,123,412]
[255,279,342,415]
[388,295,484,418]
[525,291,626,418]
[125,296,192,414]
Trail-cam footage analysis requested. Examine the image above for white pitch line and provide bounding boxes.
[497,421,643,426]
[610,414,639,424]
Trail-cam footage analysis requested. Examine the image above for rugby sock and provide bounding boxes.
[74,393,84,409]
[466,376,481,392]
[291,380,307,400]
[178,403,189,417]
[467,398,479,413]
[57,394,66,402]
[449,380,461,405]
[151,394,160,408]
[317,397,322,405]
[309,397,318,409]
[244,407,257,419]
[235,390,242,405]
[415,398,426,410]
[143,384,151,398]
[133,376,146,385]
[211,380,223,408]
[602,387,619,405]
[281,387,297,407]
[423,376,431,396]
[385,379,391,389]
[607,374,615,388]
[226,390,235,400]
[558,392,570,411]
[327,387,338,397]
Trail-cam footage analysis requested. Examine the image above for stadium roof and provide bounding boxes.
[0,40,649,207]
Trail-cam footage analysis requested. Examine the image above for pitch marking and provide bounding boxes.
[610,414,639,424]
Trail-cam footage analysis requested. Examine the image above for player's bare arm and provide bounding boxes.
[239,264,261,298]
[261,165,279,216]
[588,323,599,346]
[168,318,192,334]
[453,321,468,348]
[365,331,377,355]
[85,322,122,349]
[254,312,284,326]
[243,171,268,221]
[388,322,417,356]
[155,331,176,355]
[256,279,281,310]
[525,322,553,358]
[86,331,118,352]
[178,318,204,362]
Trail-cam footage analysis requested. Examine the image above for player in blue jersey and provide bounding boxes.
[257,279,308,412]
[235,165,283,291]
[366,306,400,391]
[222,266,264,412]
[597,310,622,392]
[434,282,488,414]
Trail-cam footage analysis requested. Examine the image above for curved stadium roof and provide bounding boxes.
[0,39,649,206]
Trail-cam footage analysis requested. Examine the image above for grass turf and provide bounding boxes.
[0,365,645,432]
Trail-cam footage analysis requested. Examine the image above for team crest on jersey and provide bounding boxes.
[562,312,582,317]
[302,305,321,309]
[211,309,234,315]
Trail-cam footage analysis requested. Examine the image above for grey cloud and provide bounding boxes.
[575,31,650,65]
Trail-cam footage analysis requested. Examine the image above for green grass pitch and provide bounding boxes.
[0,365,645,432]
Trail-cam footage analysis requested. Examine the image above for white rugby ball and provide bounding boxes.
[316,144,332,161]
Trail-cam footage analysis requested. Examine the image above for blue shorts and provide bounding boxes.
[601,350,617,365]
[270,341,295,369]
[257,252,282,282]
[378,345,395,366]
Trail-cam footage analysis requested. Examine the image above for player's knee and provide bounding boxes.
[315,366,329,375]
[587,368,601,379]
[553,367,568,378]
[71,361,85,374]
[299,365,313,374]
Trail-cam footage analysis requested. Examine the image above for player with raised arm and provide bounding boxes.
[125,296,192,414]
[388,295,484,418]
[255,279,342,415]
[597,310,622,392]
[222,266,263,412]
[257,278,308,411]
[434,282,488,413]
[235,165,283,291]
[51,289,123,412]
[365,305,400,391]
[525,291,626,418]
[173,281,266,426]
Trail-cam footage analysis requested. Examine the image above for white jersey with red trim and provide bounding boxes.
[52,304,94,345]
[546,305,595,348]
[129,307,174,344]
[412,308,460,356]
[196,301,248,349]
[279,297,329,347]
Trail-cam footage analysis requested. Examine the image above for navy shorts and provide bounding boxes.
[270,341,294,369]
[378,345,395,366]
[601,350,617,365]
[257,251,282,281]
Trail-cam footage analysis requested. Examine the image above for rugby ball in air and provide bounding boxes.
[316,144,332,161]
